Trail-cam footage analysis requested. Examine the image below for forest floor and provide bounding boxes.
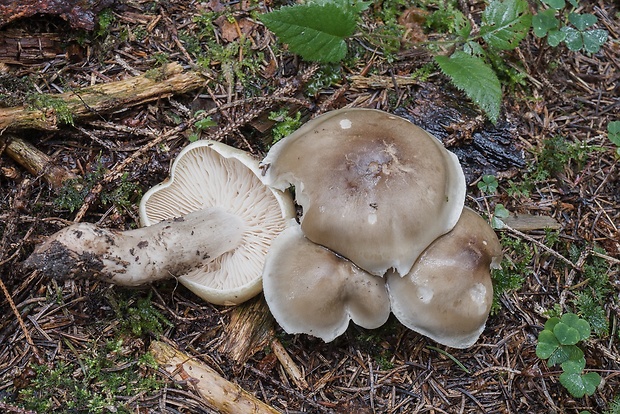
[0,0,618,413]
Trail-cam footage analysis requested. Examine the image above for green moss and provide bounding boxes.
[26,93,74,126]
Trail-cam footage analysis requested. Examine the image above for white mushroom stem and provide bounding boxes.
[25,207,245,286]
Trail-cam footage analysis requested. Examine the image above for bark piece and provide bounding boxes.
[0,0,116,30]
[219,296,275,365]
[0,62,206,131]
[149,340,282,414]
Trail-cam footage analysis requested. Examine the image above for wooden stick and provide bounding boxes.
[1,134,78,189]
[149,341,282,414]
[0,62,206,131]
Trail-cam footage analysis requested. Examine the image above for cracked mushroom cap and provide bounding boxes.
[386,207,502,348]
[140,140,295,305]
[263,225,391,342]
[261,108,466,276]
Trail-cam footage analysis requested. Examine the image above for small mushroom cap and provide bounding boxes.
[386,207,502,349]
[263,225,391,342]
[140,140,295,305]
[261,108,465,276]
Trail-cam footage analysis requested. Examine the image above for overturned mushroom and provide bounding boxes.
[26,140,295,305]
[386,207,503,348]
[263,225,390,342]
[261,108,465,276]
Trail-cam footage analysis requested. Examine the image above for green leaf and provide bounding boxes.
[568,13,597,31]
[561,313,591,341]
[582,29,608,54]
[536,330,560,359]
[434,51,501,123]
[548,344,584,366]
[562,26,583,51]
[477,174,499,193]
[260,2,358,62]
[567,0,578,7]
[559,371,601,398]
[480,0,532,50]
[541,0,565,9]
[554,322,581,345]
[608,121,620,146]
[547,29,566,46]
[562,358,586,374]
[544,317,561,331]
[532,9,559,38]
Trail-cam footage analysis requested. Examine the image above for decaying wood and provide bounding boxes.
[219,295,275,365]
[0,134,78,189]
[150,340,282,414]
[349,74,420,90]
[0,31,62,64]
[502,213,561,231]
[0,0,116,30]
[0,62,206,131]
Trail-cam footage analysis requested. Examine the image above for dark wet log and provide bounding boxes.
[0,0,116,30]
[150,341,282,414]
[396,85,526,184]
[0,62,206,131]
[0,134,78,189]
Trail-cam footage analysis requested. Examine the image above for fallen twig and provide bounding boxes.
[149,340,282,414]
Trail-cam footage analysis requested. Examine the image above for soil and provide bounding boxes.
[0,1,618,413]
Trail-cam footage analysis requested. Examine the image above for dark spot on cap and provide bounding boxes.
[137,241,149,249]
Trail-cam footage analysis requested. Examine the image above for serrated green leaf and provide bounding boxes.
[541,0,565,9]
[480,0,532,50]
[582,29,608,54]
[608,121,620,145]
[547,29,566,46]
[536,330,560,359]
[562,26,583,51]
[260,3,357,62]
[434,52,501,123]
[533,9,559,37]
[568,13,597,31]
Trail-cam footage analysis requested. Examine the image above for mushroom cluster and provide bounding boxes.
[260,108,502,348]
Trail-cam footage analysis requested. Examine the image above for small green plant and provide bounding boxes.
[26,93,74,126]
[96,8,116,38]
[608,120,620,156]
[108,291,172,338]
[532,0,608,54]
[269,109,303,145]
[17,339,162,413]
[536,313,601,398]
[477,174,499,194]
[55,163,141,213]
[491,203,509,229]
[188,110,217,142]
[490,234,530,314]
[605,395,620,414]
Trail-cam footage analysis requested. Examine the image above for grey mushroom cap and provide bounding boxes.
[140,140,295,305]
[263,225,391,342]
[261,108,466,276]
[386,207,503,349]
